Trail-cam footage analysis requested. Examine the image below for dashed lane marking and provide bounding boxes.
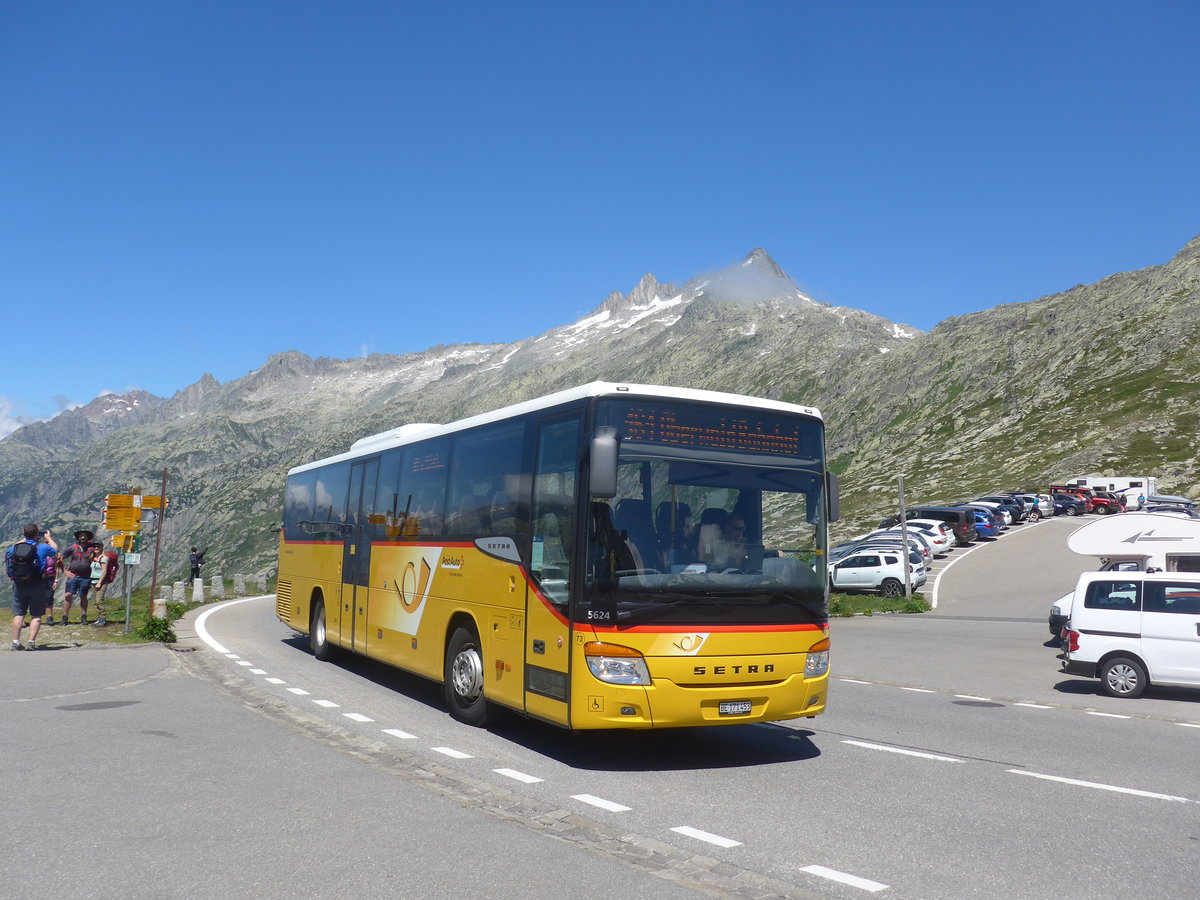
[494,768,543,784]
[287,688,310,696]
[670,826,742,848]
[842,740,963,763]
[800,865,889,893]
[312,699,339,708]
[343,712,374,723]
[432,746,473,759]
[1007,769,1195,804]
[382,728,417,740]
[572,794,631,812]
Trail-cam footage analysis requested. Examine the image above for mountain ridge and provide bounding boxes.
[1,238,1197,581]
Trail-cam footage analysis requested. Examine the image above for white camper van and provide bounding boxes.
[1066,475,1157,509]
[1047,513,1200,635]
[1056,513,1200,697]
[1060,571,1200,697]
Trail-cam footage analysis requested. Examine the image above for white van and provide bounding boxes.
[1060,571,1200,697]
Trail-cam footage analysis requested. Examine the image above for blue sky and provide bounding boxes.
[3,1,1198,437]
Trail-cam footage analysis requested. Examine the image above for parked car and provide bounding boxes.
[1060,571,1200,697]
[957,507,1001,538]
[829,549,926,597]
[895,520,954,554]
[977,495,1027,523]
[1053,493,1087,516]
[967,501,1012,526]
[1012,493,1050,520]
[897,506,978,546]
[1143,506,1200,519]
[865,529,934,559]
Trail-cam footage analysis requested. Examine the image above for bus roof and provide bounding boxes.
[288,381,823,476]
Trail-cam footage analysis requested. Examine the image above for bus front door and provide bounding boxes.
[523,415,581,726]
[342,458,379,654]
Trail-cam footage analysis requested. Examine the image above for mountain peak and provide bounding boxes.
[741,248,789,280]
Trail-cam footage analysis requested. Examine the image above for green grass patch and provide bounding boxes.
[829,591,930,617]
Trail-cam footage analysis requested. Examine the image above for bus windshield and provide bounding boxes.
[580,401,828,627]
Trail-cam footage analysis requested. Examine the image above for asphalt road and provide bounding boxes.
[3,513,1197,898]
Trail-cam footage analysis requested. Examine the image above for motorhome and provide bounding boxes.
[1066,512,1200,572]
[1049,512,1200,636]
[1066,475,1157,509]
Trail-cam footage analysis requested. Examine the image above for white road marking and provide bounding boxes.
[382,728,416,740]
[954,694,994,701]
[1086,711,1130,719]
[225,654,240,659]
[342,713,373,723]
[287,688,310,696]
[194,596,269,655]
[901,687,935,693]
[235,660,253,667]
[801,865,889,893]
[571,794,631,812]
[313,699,339,708]
[1178,723,1200,729]
[249,668,267,674]
[432,747,473,759]
[1015,702,1053,709]
[1007,769,1195,804]
[265,677,285,685]
[843,740,963,763]
[670,826,741,848]
[493,768,543,784]
[840,678,872,684]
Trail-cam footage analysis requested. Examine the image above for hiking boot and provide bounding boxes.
[44,617,56,626]
[25,641,36,651]
[11,641,22,651]
[95,617,107,627]
[78,617,87,626]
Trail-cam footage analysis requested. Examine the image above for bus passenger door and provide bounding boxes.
[342,458,379,653]
[523,415,581,725]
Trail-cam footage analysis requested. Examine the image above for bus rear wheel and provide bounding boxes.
[444,626,491,726]
[310,596,336,661]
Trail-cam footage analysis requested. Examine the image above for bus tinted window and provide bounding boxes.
[283,470,317,541]
[446,421,527,543]
[399,439,450,539]
[315,462,350,524]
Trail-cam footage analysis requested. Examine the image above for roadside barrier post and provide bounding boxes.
[192,578,205,605]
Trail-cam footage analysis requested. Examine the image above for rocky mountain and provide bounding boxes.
[1,239,1197,582]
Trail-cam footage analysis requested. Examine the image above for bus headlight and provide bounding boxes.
[805,638,830,678]
[584,642,651,686]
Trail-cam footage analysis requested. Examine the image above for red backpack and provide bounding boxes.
[102,550,119,584]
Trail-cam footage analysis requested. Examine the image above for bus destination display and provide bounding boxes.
[618,404,806,455]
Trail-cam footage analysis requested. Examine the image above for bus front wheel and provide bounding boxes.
[444,626,491,726]
[310,597,336,661]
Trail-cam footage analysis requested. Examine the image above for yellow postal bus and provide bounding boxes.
[276,382,838,729]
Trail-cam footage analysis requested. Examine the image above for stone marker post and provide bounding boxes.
[233,574,246,597]
[210,574,225,600]
[192,578,205,605]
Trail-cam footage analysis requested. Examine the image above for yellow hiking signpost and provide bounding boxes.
[101,486,168,633]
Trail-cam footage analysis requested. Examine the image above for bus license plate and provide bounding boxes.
[719,700,752,716]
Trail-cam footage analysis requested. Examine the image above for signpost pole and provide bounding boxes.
[147,469,169,617]
[899,475,912,602]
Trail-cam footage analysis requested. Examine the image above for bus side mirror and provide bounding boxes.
[826,471,841,523]
[589,427,619,499]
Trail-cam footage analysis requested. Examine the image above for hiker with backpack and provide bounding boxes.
[60,529,98,626]
[88,540,119,627]
[6,524,58,650]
